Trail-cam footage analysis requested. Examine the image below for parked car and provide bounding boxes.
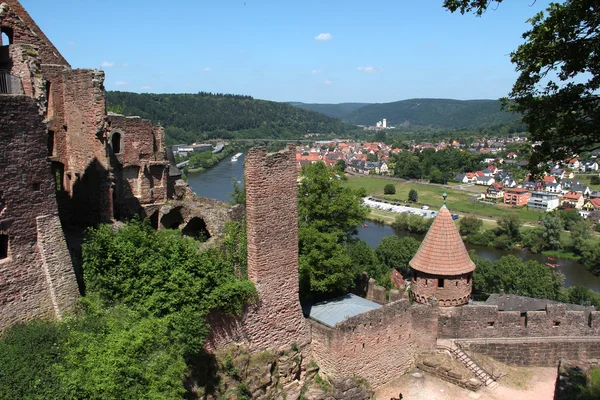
[451,214,460,220]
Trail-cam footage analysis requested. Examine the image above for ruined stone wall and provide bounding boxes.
[310,300,437,387]
[0,96,77,329]
[61,68,111,225]
[458,337,600,366]
[0,1,69,66]
[242,145,309,350]
[438,304,600,339]
[106,115,168,215]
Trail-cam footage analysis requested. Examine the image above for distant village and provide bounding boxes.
[295,136,600,220]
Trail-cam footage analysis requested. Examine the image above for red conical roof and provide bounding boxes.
[409,206,475,275]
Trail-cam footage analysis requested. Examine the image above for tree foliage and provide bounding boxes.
[297,162,369,298]
[459,215,483,236]
[497,213,522,244]
[471,252,566,300]
[374,236,421,277]
[392,213,433,234]
[106,91,353,144]
[542,214,564,250]
[445,0,600,173]
[383,183,396,195]
[408,189,419,202]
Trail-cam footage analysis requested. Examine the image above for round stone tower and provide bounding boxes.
[409,202,475,307]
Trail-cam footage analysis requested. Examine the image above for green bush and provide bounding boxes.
[383,184,396,195]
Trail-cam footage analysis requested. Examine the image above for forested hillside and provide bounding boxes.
[344,98,521,128]
[106,91,353,144]
[289,98,522,129]
[288,102,370,119]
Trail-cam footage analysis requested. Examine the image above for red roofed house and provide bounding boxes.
[562,192,584,209]
[543,176,557,184]
[409,205,475,306]
[583,198,600,212]
[504,188,531,206]
[390,269,408,290]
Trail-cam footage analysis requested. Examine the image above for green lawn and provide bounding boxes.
[343,176,402,195]
[377,183,544,222]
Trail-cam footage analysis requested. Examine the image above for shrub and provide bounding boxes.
[383,184,396,195]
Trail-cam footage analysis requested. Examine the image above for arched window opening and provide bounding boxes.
[149,211,159,230]
[182,217,211,242]
[111,132,123,154]
[1,27,13,46]
[160,207,184,230]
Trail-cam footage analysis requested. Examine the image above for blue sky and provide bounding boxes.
[22,0,552,103]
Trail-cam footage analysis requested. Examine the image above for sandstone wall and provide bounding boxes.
[458,337,600,366]
[310,300,437,387]
[0,1,69,66]
[0,96,77,329]
[438,304,600,339]
[242,145,309,350]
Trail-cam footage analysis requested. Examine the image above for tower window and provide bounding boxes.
[48,130,55,156]
[438,279,444,288]
[1,27,13,46]
[0,234,8,259]
[111,132,123,154]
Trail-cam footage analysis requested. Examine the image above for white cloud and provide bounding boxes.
[314,33,332,41]
[141,85,152,90]
[312,70,321,75]
[323,80,335,85]
[357,66,383,73]
[115,81,128,86]
[100,61,114,68]
[203,67,211,72]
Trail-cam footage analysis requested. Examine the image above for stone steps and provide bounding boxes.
[451,347,497,390]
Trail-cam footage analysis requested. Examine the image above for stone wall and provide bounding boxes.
[412,272,472,307]
[0,1,70,66]
[310,299,437,387]
[438,304,600,339]
[242,145,309,350]
[458,337,600,366]
[0,96,77,329]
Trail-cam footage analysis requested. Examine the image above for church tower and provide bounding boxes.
[409,197,475,306]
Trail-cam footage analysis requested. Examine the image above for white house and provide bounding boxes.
[528,192,561,212]
[379,162,389,175]
[455,173,469,184]
[502,177,517,188]
[476,176,495,186]
[580,161,599,172]
[545,182,563,194]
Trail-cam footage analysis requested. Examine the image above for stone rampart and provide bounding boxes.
[310,299,437,387]
[438,304,600,339]
[0,96,77,329]
[457,337,600,366]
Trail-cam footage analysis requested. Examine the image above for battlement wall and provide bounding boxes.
[438,304,600,339]
[310,299,437,387]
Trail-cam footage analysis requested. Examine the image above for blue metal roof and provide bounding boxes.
[308,293,381,328]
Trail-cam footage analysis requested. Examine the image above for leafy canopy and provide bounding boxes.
[445,0,600,173]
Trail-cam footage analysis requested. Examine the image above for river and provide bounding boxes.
[187,154,600,291]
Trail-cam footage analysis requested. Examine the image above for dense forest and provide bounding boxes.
[290,98,522,129]
[106,91,354,144]
[288,102,370,120]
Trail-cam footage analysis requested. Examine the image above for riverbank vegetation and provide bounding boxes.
[0,219,255,399]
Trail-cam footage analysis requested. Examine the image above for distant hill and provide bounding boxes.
[288,102,371,120]
[106,91,354,144]
[289,98,521,130]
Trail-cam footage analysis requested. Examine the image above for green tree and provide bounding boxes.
[571,220,591,254]
[408,189,418,202]
[298,162,368,238]
[444,0,600,174]
[374,236,420,277]
[367,153,379,162]
[335,159,347,173]
[542,214,563,250]
[82,219,257,355]
[591,176,600,185]
[520,227,546,253]
[459,215,483,236]
[346,239,385,282]
[299,227,355,298]
[497,213,522,244]
[230,177,246,206]
[567,285,600,308]
[383,183,396,195]
[297,162,369,298]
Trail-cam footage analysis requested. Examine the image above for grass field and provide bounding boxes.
[344,176,400,195]
[344,176,546,222]
[576,175,600,191]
